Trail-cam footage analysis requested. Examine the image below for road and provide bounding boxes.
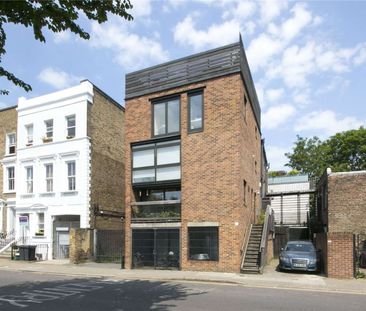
[0,270,365,310]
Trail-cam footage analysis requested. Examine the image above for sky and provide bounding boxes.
[1,0,365,170]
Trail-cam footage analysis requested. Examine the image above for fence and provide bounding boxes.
[95,230,124,264]
[355,233,366,276]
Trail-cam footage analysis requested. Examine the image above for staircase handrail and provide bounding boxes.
[240,224,252,269]
[258,206,274,271]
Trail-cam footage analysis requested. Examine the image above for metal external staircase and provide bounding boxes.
[241,224,263,273]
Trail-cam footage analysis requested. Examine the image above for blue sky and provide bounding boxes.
[1,0,365,170]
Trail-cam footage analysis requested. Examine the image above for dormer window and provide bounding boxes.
[6,133,16,155]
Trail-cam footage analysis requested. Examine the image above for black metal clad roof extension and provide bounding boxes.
[125,38,261,129]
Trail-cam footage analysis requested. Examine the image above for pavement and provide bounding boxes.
[0,258,365,295]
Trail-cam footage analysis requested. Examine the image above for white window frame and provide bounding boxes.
[66,115,76,139]
[44,119,53,141]
[45,163,53,192]
[6,133,16,155]
[7,166,15,192]
[67,161,76,191]
[25,166,33,194]
[36,212,45,236]
[25,124,33,146]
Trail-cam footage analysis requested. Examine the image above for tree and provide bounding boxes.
[0,0,133,95]
[285,127,366,178]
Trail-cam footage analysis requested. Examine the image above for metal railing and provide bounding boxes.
[240,205,256,270]
[258,206,274,272]
[131,202,181,223]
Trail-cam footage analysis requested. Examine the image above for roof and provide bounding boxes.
[268,174,309,185]
[0,105,17,112]
[125,36,261,129]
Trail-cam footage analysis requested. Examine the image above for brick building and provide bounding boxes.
[315,170,366,278]
[124,39,262,272]
[0,106,17,235]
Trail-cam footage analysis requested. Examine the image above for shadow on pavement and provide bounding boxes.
[0,277,207,311]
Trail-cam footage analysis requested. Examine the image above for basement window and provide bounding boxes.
[189,227,219,261]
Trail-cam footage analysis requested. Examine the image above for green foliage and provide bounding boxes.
[0,0,133,95]
[285,127,366,178]
[268,170,287,177]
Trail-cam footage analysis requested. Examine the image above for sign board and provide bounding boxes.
[19,216,29,226]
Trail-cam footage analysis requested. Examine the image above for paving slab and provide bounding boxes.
[0,258,365,295]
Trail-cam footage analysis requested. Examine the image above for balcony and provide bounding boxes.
[131,200,181,223]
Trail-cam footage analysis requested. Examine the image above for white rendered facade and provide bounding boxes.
[13,81,93,259]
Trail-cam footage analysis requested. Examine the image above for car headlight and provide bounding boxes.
[309,258,318,264]
[280,256,290,263]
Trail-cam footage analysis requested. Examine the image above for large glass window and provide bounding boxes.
[153,98,180,136]
[7,167,15,191]
[45,164,53,192]
[7,133,16,154]
[188,91,203,132]
[189,227,219,261]
[132,140,180,184]
[135,188,181,202]
[26,166,33,193]
[67,161,76,190]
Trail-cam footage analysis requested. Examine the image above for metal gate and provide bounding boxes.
[55,231,70,259]
[132,229,179,269]
[355,234,366,275]
[95,230,124,263]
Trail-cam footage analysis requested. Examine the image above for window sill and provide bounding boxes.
[20,194,35,199]
[39,192,55,197]
[33,235,46,238]
[61,190,78,196]
[4,153,16,157]
[3,190,16,194]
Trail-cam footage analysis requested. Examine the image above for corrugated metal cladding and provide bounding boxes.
[125,40,261,128]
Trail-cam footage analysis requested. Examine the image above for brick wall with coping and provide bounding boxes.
[124,73,261,272]
[327,232,354,278]
[88,89,125,230]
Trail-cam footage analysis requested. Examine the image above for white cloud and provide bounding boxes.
[266,88,284,102]
[266,145,290,171]
[246,33,283,71]
[89,20,168,69]
[222,1,257,20]
[53,31,71,44]
[38,67,83,89]
[173,15,240,51]
[280,3,312,41]
[130,0,152,17]
[262,104,296,130]
[259,0,288,24]
[294,110,364,136]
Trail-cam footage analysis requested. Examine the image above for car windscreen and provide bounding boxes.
[285,243,315,252]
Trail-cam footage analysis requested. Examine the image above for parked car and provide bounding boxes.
[279,241,320,272]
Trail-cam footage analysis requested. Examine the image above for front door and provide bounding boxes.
[132,229,179,269]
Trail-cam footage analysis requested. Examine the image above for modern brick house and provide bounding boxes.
[0,81,125,260]
[315,170,366,278]
[124,39,262,272]
[0,106,17,235]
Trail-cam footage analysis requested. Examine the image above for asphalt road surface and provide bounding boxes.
[0,270,365,311]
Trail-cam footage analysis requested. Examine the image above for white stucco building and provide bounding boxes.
[14,81,94,259]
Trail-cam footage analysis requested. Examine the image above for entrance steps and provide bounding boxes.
[241,224,263,274]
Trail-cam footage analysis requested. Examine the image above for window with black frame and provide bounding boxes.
[189,227,218,261]
[153,97,180,136]
[188,91,203,132]
[132,140,181,184]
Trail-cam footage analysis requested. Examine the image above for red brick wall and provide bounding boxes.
[124,73,260,272]
[327,232,354,278]
[328,172,366,233]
